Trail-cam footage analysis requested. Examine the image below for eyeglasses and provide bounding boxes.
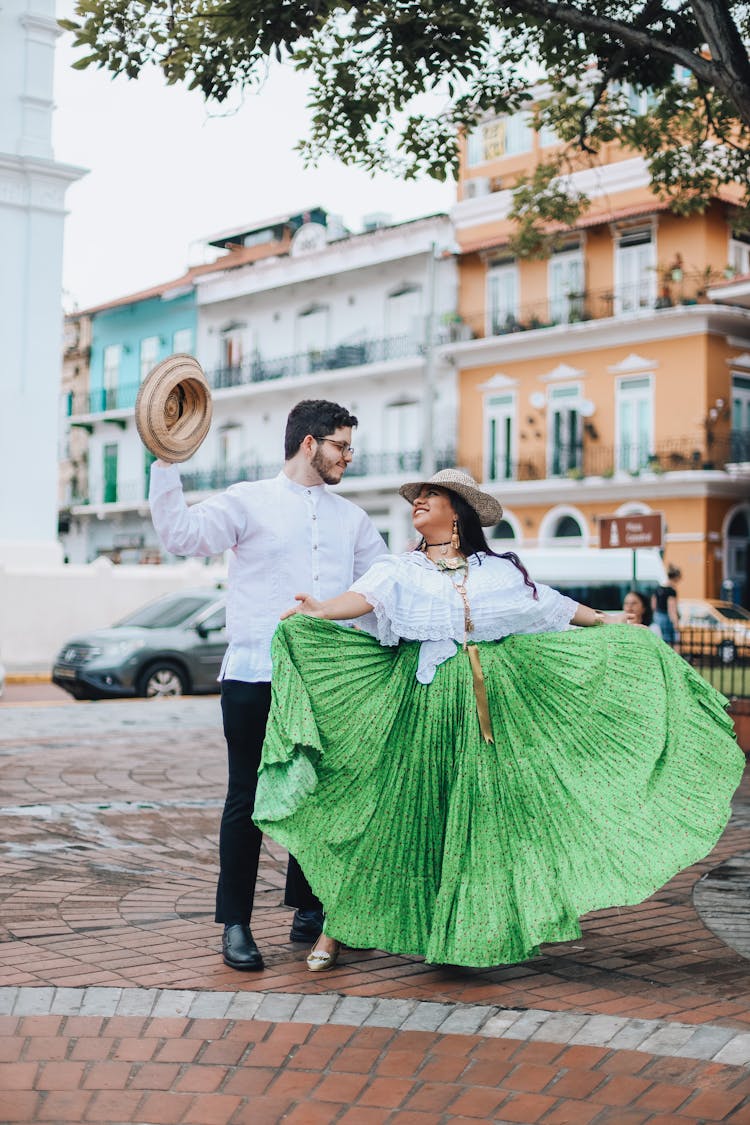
[320,438,355,457]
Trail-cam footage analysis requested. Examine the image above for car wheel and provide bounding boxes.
[717,640,737,665]
[137,662,188,698]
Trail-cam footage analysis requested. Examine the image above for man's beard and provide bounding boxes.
[310,446,343,485]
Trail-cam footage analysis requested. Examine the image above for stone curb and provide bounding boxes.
[2,986,749,1066]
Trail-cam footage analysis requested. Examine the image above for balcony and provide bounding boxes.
[180,449,456,492]
[66,384,140,417]
[65,334,424,418]
[474,433,750,485]
[71,449,457,508]
[209,334,422,390]
[462,272,738,340]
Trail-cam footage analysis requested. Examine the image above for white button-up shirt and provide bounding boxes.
[149,463,389,682]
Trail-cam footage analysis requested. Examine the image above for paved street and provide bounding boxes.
[1,697,749,1123]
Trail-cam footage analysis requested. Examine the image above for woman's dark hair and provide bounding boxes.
[415,489,538,599]
[626,590,652,626]
[284,399,358,459]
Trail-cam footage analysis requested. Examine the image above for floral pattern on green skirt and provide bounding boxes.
[254,616,745,968]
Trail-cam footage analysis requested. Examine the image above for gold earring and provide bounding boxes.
[451,518,460,550]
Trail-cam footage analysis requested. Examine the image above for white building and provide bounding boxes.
[0,0,85,565]
[62,209,460,559]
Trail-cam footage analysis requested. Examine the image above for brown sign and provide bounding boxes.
[599,514,664,549]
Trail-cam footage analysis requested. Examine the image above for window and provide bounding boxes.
[487,262,520,335]
[617,375,653,472]
[553,515,584,539]
[548,384,583,477]
[538,118,558,147]
[296,305,328,370]
[197,606,227,634]
[731,373,750,460]
[729,234,750,277]
[615,227,656,314]
[725,507,749,605]
[219,425,242,469]
[548,246,584,323]
[102,345,121,410]
[611,81,658,116]
[386,285,422,341]
[505,111,533,155]
[173,328,193,354]
[466,112,532,166]
[491,519,516,540]
[118,594,217,629]
[143,449,156,498]
[221,327,243,370]
[384,400,421,464]
[485,392,516,482]
[103,443,118,504]
[139,336,159,382]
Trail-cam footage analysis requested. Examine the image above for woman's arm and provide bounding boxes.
[570,604,607,627]
[281,591,374,621]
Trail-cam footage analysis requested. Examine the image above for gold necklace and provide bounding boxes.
[452,570,474,647]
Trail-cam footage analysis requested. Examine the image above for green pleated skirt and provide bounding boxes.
[253,617,745,968]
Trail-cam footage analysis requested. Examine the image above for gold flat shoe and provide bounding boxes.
[306,937,340,972]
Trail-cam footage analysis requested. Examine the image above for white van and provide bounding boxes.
[505,546,668,611]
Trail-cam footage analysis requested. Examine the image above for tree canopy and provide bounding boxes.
[62,1,750,252]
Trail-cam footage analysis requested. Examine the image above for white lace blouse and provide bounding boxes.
[350,551,579,683]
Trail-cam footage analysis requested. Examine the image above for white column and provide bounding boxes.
[0,0,86,566]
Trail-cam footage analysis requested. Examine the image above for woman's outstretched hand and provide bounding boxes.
[281,594,324,620]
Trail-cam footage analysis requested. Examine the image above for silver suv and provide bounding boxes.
[52,587,227,700]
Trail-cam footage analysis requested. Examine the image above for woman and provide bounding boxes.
[254,471,743,970]
[652,565,682,646]
[621,589,661,634]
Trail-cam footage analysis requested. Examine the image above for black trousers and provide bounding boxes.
[214,679,321,924]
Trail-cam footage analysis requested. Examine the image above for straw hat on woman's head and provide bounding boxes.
[135,353,213,463]
[399,468,503,526]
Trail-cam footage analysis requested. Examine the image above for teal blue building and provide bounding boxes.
[85,288,196,415]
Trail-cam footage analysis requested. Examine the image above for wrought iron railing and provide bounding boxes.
[73,449,457,505]
[460,272,741,341]
[465,434,750,485]
[65,335,423,416]
[208,335,421,390]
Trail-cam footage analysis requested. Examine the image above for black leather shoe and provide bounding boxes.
[289,908,324,943]
[222,924,264,971]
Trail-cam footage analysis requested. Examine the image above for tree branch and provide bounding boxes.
[495,0,744,117]
[690,0,750,120]
[572,0,670,148]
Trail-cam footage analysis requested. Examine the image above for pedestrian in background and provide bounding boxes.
[621,590,662,635]
[652,565,682,646]
[149,399,388,971]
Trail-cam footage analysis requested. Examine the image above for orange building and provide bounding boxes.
[443,109,750,605]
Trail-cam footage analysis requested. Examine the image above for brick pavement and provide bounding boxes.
[1,698,748,1124]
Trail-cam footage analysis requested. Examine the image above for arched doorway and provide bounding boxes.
[724,506,749,607]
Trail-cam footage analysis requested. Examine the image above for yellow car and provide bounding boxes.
[677,599,750,664]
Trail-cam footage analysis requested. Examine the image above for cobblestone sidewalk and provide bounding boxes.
[1,698,748,1124]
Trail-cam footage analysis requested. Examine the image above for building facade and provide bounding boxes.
[444,113,750,605]
[60,209,458,561]
[1,0,85,565]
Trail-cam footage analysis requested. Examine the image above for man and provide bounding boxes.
[149,399,388,970]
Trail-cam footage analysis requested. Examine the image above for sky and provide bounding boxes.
[52,16,455,312]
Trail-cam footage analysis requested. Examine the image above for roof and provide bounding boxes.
[458,200,673,255]
[74,211,451,316]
